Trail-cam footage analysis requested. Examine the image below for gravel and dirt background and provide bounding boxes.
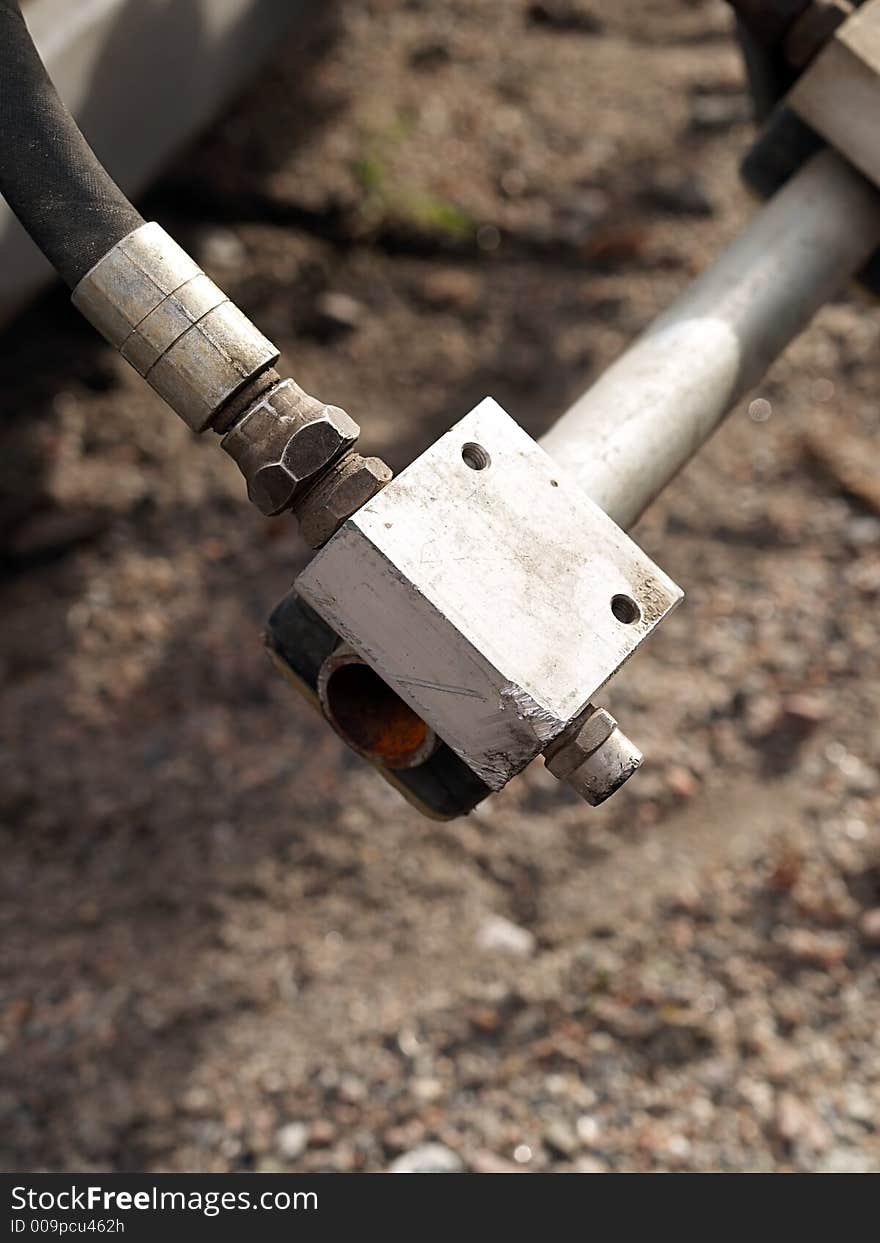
[2,0,880,1173]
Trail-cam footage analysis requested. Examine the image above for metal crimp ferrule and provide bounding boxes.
[71,222,279,432]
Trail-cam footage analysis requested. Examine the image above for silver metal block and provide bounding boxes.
[296,399,683,790]
[789,0,880,191]
[72,222,279,431]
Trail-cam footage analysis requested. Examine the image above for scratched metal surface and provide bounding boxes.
[297,399,682,788]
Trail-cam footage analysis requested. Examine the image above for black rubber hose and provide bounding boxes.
[0,0,144,287]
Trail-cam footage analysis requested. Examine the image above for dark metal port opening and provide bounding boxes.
[321,659,437,771]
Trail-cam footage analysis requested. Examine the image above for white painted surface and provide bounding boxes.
[0,0,301,323]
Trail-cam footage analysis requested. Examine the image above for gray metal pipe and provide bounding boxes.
[541,149,880,530]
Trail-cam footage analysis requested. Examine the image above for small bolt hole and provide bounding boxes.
[611,594,641,625]
[462,442,491,470]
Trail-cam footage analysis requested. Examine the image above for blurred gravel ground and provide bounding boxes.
[2,0,880,1173]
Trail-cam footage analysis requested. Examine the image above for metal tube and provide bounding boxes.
[540,150,880,530]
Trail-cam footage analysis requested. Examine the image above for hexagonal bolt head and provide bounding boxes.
[222,379,360,517]
[545,706,642,806]
[248,406,359,516]
[296,453,393,548]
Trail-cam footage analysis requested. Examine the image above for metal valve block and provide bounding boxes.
[295,399,683,791]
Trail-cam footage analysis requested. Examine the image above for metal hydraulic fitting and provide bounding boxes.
[70,221,391,531]
[72,222,278,432]
[294,398,682,801]
[73,226,680,814]
[544,706,643,806]
[220,378,358,516]
[294,452,393,548]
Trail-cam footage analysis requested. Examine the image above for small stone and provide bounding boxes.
[77,901,100,927]
[817,1147,877,1174]
[471,1150,527,1174]
[778,694,829,730]
[774,1093,830,1152]
[783,928,849,968]
[527,2,603,34]
[309,1118,336,1147]
[500,168,528,198]
[409,40,451,71]
[181,1087,212,1116]
[576,1114,600,1145]
[275,1122,308,1161]
[833,750,878,795]
[383,1120,426,1154]
[256,1157,286,1174]
[664,765,699,799]
[575,1156,607,1173]
[774,1094,806,1144]
[412,1076,444,1102]
[662,1133,692,1160]
[417,269,482,311]
[389,1143,464,1174]
[845,516,880,547]
[310,292,366,338]
[689,91,751,132]
[338,1075,367,1103]
[859,908,880,946]
[476,914,536,957]
[544,1120,578,1158]
[640,176,715,218]
[197,226,247,270]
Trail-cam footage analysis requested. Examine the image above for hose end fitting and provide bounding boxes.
[71,221,279,432]
[71,221,393,535]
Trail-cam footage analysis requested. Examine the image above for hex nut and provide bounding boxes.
[296,454,393,548]
[248,462,301,517]
[223,382,360,517]
[247,406,358,517]
[282,408,359,480]
[565,733,642,806]
[545,707,617,781]
[545,706,642,806]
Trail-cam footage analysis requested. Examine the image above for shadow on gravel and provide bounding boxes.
[0,1,354,1174]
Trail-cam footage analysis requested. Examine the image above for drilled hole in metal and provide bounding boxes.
[324,662,435,770]
[462,442,491,470]
[611,594,641,625]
